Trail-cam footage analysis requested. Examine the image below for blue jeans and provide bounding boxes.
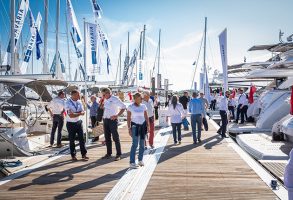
[171,123,182,143]
[130,125,145,164]
[191,114,202,142]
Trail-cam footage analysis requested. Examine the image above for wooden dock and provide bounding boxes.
[0,120,280,200]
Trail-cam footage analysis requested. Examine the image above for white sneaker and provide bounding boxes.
[138,161,144,167]
[129,163,139,169]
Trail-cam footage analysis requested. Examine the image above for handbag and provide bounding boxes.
[92,122,104,137]
[203,117,208,131]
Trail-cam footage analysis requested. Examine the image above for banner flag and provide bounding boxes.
[3,0,30,67]
[90,0,102,19]
[66,0,83,46]
[85,22,98,75]
[219,28,228,93]
[21,11,42,74]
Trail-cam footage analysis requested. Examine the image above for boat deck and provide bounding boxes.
[0,120,281,199]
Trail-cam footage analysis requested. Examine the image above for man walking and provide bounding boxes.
[142,91,155,149]
[47,91,66,148]
[217,91,230,138]
[65,90,88,161]
[189,92,204,144]
[101,88,126,161]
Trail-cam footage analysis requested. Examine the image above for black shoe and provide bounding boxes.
[82,155,89,161]
[91,137,99,142]
[217,129,221,134]
[233,120,238,123]
[221,135,228,138]
[101,154,112,159]
[71,156,78,161]
[193,142,197,145]
[198,139,202,143]
[239,122,244,124]
[114,155,121,161]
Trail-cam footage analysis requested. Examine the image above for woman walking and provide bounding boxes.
[168,95,185,145]
[127,93,150,169]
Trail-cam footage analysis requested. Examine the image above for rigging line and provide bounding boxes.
[207,33,216,71]
[190,30,204,91]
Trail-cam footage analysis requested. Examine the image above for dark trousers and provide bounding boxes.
[154,106,159,120]
[228,106,235,119]
[191,114,202,142]
[241,105,248,123]
[219,110,228,137]
[210,100,216,110]
[236,104,242,122]
[50,115,64,145]
[66,121,87,157]
[171,123,182,143]
[103,118,122,156]
[90,116,98,128]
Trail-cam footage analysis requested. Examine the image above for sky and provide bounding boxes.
[1,0,293,90]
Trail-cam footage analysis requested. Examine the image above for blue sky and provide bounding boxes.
[1,0,293,90]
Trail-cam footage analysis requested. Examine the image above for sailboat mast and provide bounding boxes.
[119,44,122,85]
[203,17,207,86]
[10,0,15,74]
[157,29,161,89]
[55,0,61,79]
[127,32,130,57]
[65,9,72,81]
[43,0,49,74]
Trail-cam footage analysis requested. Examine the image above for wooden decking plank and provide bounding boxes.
[142,122,278,200]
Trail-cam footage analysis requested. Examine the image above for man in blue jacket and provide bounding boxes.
[189,92,204,144]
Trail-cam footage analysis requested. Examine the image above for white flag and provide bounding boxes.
[2,0,30,69]
[66,0,83,46]
[219,28,228,93]
[21,11,42,74]
[85,22,98,76]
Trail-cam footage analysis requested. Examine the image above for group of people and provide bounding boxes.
[47,87,249,169]
[47,88,157,169]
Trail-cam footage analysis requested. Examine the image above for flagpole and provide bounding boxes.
[55,0,61,79]
[10,0,15,74]
[43,0,48,74]
[83,18,89,144]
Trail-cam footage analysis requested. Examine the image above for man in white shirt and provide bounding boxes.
[142,91,155,148]
[65,90,88,161]
[234,89,247,124]
[101,88,126,161]
[47,91,65,148]
[217,91,230,138]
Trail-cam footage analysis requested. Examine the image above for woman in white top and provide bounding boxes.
[127,92,150,169]
[167,95,185,144]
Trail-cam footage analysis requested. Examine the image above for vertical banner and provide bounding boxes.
[90,0,102,19]
[194,81,197,91]
[200,73,205,91]
[219,28,228,93]
[157,73,162,89]
[21,12,42,74]
[85,22,98,76]
[2,0,30,67]
[151,77,156,96]
[204,72,211,103]
[138,59,144,81]
[66,0,83,46]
